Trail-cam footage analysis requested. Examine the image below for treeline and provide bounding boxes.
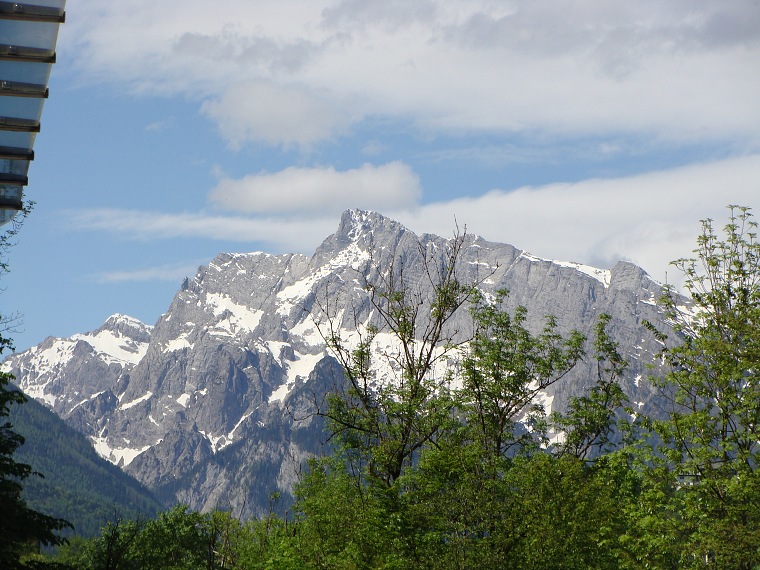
[9,207,760,569]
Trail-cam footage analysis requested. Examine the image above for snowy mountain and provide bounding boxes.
[10,314,151,412]
[3,210,671,517]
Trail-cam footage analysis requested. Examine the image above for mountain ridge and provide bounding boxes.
[3,209,670,517]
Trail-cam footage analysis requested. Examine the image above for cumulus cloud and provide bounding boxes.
[209,162,421,215]
[70,155,760,285]
[59,0,760,148]
[391,154,760,282]
[201,82,350,148]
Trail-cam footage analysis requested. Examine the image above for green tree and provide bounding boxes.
[320,230,474,487]
[306,236,643,568]
[398,297,634,569]
[52,506,253,570]
[553,312,632,460]
[458,289,586,461]
[0,204,71,568]
[286,456,407,569]
[641,205,760,568]
[133,506,209,569]
[90,517,143,570]
[0,364,72,568]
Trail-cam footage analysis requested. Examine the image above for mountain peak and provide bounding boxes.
[97,314,153,339]
[103,313,150,328]
[336,209,407,242]
[6,210,673,520]
[307,209,415,270]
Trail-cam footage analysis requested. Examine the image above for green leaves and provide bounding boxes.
[654,206,760,475]
[321,230,472,486]
[638,205,760,567]
[459,289,587,459]
[553,313,631,460]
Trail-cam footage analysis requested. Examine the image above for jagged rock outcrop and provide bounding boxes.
[4,210,675,517]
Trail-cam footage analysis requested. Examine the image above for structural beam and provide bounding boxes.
[0,116,40,132]
[0,145,33,160]
[0,79,48,98]
[0,2,65,23]
[0,44,56,63]
[0,173,28,185]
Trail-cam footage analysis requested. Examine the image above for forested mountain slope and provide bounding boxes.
[8,390,161,537]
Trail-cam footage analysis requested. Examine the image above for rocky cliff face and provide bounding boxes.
[4,210,673,518]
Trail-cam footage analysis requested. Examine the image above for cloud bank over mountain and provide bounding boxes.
[70,154,760,284]
[63,1,760,147]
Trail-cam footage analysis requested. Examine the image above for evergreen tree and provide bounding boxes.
[0,359,72,568]
[0,209,71,568]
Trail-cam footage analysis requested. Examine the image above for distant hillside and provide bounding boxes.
[8,388,161,538]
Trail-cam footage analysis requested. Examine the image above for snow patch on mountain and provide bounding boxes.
[4,340,86,407]
[269,351,327,404]
[90,436,154,467]
[199,410,255,453]
[78,314,152,364]
[276,277,319,316]
[520,252,611,288]
[71,331,148,365]
[73,328,148,366]
[119,391,153,411]
[205,292,264,334]
[198,429,226,452]
[532,386,555,416]
[554,261,611,288]
[3,314,152,404]
[263,341,289,362]
[165,334,193,353]
[277,242,371,316]
[289,318,324,346]
[13,340,77,377]
[21,380,58,407]
[69,391,105,413]
[228,412,252,438]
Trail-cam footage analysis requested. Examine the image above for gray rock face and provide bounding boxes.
[3,210,675,518]
[5,314,151,419]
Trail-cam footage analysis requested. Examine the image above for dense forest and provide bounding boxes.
[3,206,760,569]
[9,393,162,538]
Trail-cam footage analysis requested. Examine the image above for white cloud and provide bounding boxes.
[145,117,175,132]
[67,209,337,254]
[69,155,760,285]
[209,162,421,215]
[59,0,760,148]
[391,154,760,283]
[92,261,206,284]
[362,140,388,156]
[201,82,350,148]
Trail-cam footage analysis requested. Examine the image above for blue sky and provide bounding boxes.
[2,0,760,352]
